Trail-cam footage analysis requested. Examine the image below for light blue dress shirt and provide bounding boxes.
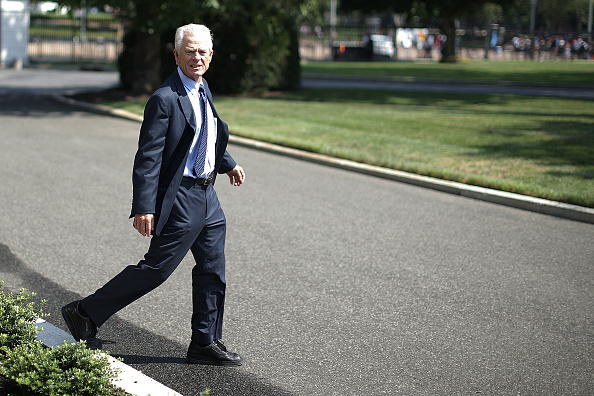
[178,67,217,178]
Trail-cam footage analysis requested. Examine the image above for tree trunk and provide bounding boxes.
[440,15,457,62]
[131,31,162,95]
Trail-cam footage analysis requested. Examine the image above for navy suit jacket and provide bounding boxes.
[130,71,236,236]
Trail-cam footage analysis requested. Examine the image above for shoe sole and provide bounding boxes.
[61,306,81,341]
[186,356,243,366]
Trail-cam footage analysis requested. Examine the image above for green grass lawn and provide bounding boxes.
[87,62,594,208]
[302,60,594,85]
[218,89,594,207]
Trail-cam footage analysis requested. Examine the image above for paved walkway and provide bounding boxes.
[1,91,593,396]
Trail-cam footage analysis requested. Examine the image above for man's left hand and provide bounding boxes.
[227,165,245,186]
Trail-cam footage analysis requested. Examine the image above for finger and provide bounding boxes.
[140,217,148,236]
[141,218,148,237]
[135,218,143,235]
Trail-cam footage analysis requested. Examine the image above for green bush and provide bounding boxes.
[0,282,127,395]
[0,282,45,349]
[202,0,301,94]
[0,341,127,396]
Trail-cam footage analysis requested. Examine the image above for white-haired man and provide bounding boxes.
[62,23,245,366]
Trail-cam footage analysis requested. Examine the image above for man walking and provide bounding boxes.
[62,23,245,366]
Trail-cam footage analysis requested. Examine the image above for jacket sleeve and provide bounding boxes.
[219,150,237,174]
[130,94,169,217]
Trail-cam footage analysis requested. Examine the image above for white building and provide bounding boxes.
[1,0,30,68]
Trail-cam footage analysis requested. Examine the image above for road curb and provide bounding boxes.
[229,136,594,224]
[52,94,594,225]
[34,318,183,396]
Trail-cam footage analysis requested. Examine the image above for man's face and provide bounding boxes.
[174,33,213,82]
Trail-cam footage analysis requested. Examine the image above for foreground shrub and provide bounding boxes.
[0,282,127,395]
[0,341,127,395]
[0,281,45,349]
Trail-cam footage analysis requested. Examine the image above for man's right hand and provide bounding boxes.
[133,214,154,237]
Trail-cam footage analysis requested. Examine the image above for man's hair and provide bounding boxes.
[174,24,213,51]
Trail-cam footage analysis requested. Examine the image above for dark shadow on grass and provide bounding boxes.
[260,88,594,120]
[466,106,594,120]
[547,168,594,180]
[302,63,594,85]
[268,87,509,107]
[0,243,294,396]
[476,119,594,173]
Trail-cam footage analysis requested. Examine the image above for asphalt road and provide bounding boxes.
[0,71,593,395]
[302,76,594,99]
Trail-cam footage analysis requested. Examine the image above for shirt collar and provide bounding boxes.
[177,67,203,94]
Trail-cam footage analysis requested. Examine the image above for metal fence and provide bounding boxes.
[28,14,124,64]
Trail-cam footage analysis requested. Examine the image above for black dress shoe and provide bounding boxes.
[187,339,243,366]
[61,300,101,350]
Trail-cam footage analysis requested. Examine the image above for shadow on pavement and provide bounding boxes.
[0,243,293,396]
[0,92,80,118]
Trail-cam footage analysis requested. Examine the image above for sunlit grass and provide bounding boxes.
[87,82,594,207]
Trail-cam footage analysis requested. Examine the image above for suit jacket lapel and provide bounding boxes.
[172,72,196,131]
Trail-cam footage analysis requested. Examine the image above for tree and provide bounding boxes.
[199,0,303,94]
[340,0,414,29]
[51,0,181,93]
[538,0,591,31]
[51,0,307,94]
[339,0,414,16]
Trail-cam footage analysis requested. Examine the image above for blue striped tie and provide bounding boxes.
[193,86,209,177]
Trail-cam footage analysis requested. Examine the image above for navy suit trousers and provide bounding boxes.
[81,179,227,345]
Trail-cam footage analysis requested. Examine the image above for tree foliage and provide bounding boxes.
[537,0,591,31]
[340,0,414,14]
[54,0,307,94]
[199,0,302,93]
